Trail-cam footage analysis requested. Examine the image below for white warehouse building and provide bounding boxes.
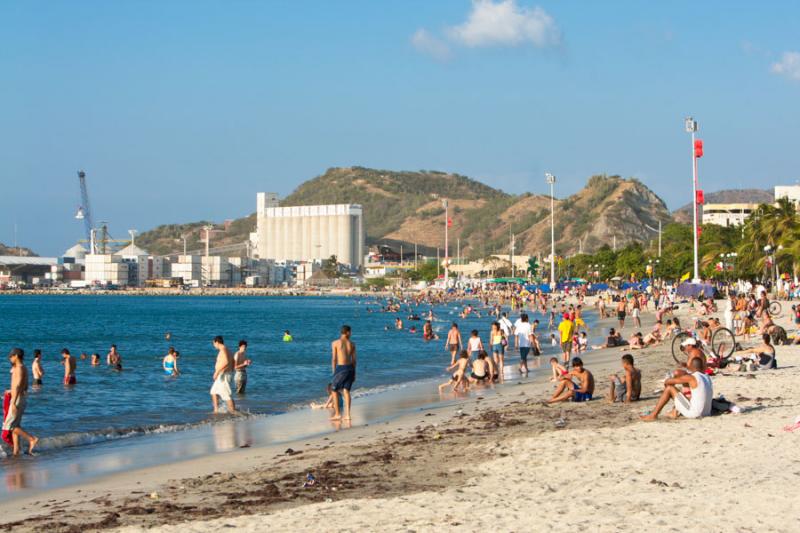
[254,193,365,269]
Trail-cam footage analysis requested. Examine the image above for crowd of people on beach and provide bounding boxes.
[2,279,788,458]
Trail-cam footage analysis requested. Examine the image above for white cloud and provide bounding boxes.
[411,29,452,61]
[771,51,800,81]
[446,0,561,48]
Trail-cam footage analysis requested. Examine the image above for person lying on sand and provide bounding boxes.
[608,354,641,403]
[640,357,712,421]
[546,357,594,404]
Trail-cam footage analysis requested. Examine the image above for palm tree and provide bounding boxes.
[737,197,799,279]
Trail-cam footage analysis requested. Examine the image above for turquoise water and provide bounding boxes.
[0,295,521,454]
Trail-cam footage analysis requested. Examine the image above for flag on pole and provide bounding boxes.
[679,272,691,282]
[447,218,453,228]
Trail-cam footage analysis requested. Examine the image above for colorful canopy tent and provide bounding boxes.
[676,282,718,299]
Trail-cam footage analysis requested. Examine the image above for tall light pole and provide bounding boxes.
[545,172,556,289]
[686,116,700,282]
[443,199,449,284]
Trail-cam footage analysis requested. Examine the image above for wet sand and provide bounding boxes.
[2,301,799,532]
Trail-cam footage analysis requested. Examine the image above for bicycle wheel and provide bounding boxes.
[671,332,691,365]
[769,301,782,317]
[711,327,736,360]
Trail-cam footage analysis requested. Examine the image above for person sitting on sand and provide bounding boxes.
[468,351,491,385]
[592,328,626,350]
[663,318,681,339]
[732,333,776,370]
[549,357,568,382]
[440,350,470,392]
[626,332,645,350]
[640,357,712,421]
[546,357,594,404]
[678,337,706,372]
[608,354,641,403]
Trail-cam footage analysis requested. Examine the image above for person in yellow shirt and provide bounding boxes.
[557,313,575,366]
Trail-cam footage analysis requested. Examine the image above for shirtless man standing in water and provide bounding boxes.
[330,325,357,421]
[210,335,236,414]
[61,348,76,385]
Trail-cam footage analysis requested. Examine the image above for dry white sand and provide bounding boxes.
[116,347,800,533]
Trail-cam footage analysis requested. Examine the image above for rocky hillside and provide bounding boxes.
[672,189,773,224]
[0,243,37,256]
[136,168,673,258]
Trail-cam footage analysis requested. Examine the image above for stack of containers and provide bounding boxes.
[84,254,129,286]
[171,255,202,285]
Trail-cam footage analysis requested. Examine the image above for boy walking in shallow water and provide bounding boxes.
[331,325,356,421]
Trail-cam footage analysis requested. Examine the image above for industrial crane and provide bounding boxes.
[74,170,95,251]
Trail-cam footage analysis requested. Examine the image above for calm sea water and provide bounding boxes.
[0,294,559,453]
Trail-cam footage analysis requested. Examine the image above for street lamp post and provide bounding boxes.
[443,199,449,284]
[545,172,556,289]
[685,117,700,282]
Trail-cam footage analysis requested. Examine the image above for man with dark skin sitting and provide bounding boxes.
[608,353,641,403]
[547,357,594,404]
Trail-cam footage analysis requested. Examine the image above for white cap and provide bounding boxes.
[681,338,697,347]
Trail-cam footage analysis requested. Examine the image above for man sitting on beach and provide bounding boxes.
[608,354,641,403]
[331,325,357,421]
[547,357,594,404]
[640,357,712,421]
[210,336,236,414]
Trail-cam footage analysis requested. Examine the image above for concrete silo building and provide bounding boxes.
[254,192,365,269]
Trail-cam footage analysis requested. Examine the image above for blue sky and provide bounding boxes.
[2,0,799,255]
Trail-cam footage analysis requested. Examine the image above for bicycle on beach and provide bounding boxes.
[670,327,737,366]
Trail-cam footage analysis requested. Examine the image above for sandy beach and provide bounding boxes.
[2,303,799,532]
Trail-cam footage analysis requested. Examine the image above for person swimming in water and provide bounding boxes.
[283,330,293,342]
[107,345,122,371]
[163,347,179,376]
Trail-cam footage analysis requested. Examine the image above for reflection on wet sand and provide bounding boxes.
[0,368,545,498]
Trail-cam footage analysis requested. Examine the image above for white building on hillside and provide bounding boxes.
[701,203,758,227]
[775,185,800,206]
[254,193,365,269]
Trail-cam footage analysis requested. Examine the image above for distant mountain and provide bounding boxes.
[672,189,774,224]
[0,243,37,256]
[136,167,673,259]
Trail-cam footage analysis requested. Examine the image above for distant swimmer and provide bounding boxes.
[233,340,251,394]
[107,345,123,371]
[395,317,403,330]
[283,330,293,342]
[210,335,236,414]
[163,347,180,376]
[330,325,356,421]
[31,350,43,387]
[3,348,38,456]
[165,332,172,341]
[90,353,101,366]
[61,348,76,385]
